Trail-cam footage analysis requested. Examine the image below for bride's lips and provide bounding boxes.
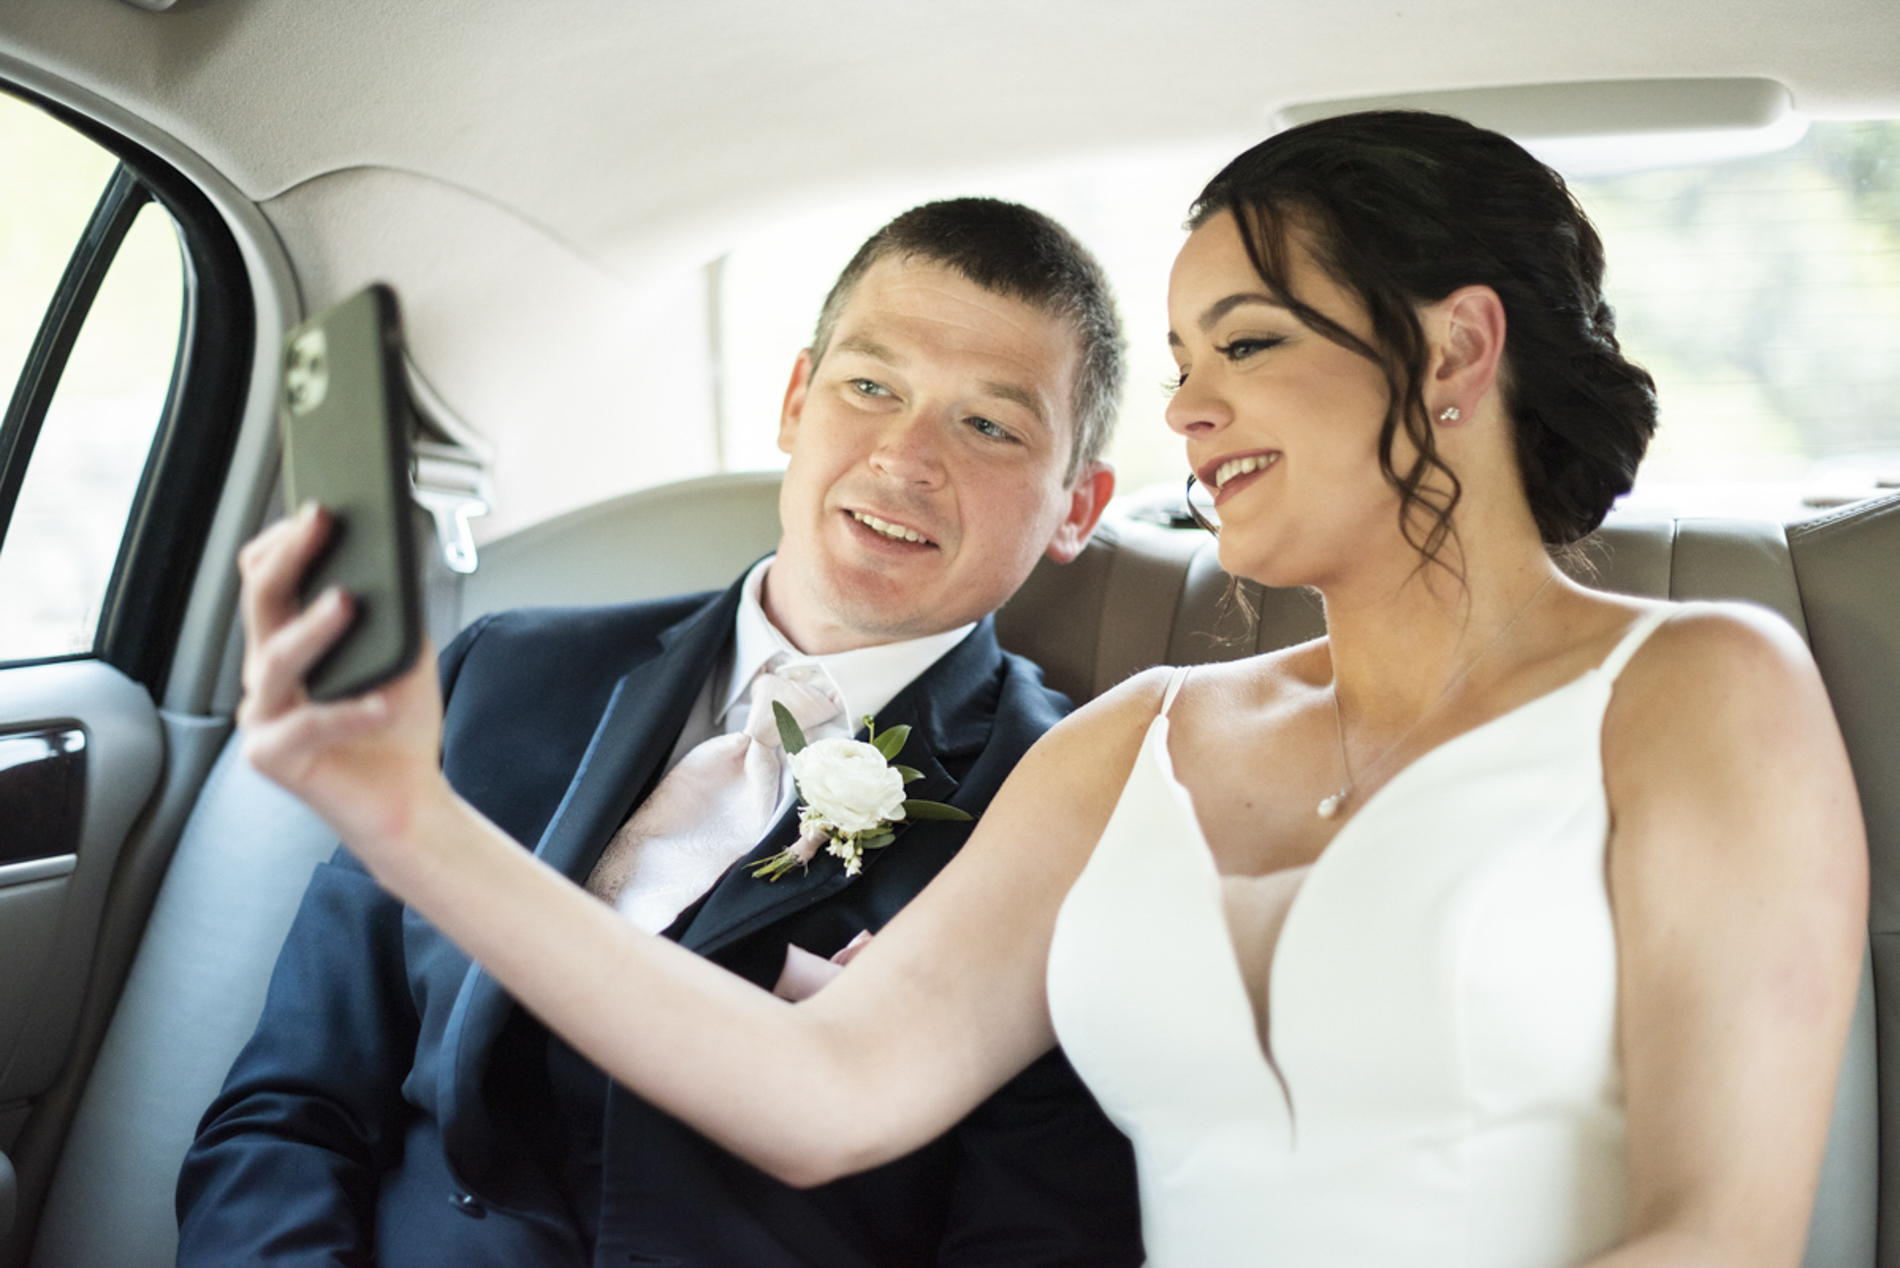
[843,507,939,549]
[1197,450,1282,504]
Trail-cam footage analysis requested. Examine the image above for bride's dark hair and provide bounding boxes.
[1190,110,1658,555]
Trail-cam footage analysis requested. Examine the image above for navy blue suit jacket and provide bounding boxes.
[177,577,1142,1266]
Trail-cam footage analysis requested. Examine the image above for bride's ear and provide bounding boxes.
[1424,286,1507,425]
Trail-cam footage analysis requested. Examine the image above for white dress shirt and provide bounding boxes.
[660,556,976,850]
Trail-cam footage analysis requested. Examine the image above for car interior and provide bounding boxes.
[0,2,1897,1265]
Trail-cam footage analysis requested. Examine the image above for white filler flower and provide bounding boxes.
[788,738,908,835]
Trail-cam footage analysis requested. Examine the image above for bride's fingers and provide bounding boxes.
[240,689,391,781]
[238,585,357,724]
[238,503,332,645]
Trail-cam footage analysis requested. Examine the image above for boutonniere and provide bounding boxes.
[750,703,972,882]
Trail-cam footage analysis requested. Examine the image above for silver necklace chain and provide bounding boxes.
[1317,573,1557,820]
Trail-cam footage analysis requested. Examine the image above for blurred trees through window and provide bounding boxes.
[1576,121,1900,511]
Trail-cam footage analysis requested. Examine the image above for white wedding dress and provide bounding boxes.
[1046,608,1671,1267]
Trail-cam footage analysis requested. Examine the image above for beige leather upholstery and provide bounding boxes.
[1790,497,1900,1268]
[459,471,787,624]
[995,511,1815,704]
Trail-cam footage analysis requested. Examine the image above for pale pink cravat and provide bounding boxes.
[586,664,842,933]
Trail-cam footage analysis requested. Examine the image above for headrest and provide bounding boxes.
[460,470,1825,706]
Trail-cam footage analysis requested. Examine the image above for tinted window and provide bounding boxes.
[1576,120,1900,515]
[711,122,1900,518]
[0,92,186,662]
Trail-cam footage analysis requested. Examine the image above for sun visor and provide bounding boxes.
[1275,78,1807,176]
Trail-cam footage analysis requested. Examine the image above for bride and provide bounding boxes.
[238,112,1867,1265]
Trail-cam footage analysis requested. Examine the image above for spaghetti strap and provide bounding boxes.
[1159,665,1193,717]
[1597,606,1674,682]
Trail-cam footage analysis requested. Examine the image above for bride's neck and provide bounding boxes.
[1316,532,1562,730]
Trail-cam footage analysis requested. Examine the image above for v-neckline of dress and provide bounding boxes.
[1145,659,1616,1123]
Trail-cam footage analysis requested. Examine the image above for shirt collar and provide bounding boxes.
[725,557,977,731]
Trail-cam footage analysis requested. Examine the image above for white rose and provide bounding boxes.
[788,738,907,835]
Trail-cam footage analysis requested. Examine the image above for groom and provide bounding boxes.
[176,199,1144,1266]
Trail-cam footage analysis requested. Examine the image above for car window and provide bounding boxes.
[0,97,115,389]
[0,90,186,663]
[1573,120,1900,517]
[708,122,1900,520]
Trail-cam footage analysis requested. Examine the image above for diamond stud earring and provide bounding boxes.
[1438,405,1461,422]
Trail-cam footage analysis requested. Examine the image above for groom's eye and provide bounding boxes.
[966,416,1015,442]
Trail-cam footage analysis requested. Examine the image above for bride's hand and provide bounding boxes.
[235,503,448,859]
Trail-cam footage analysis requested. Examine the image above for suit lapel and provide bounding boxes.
[679,621,1001,958]
[528,589,739,883]
[441,579,746,1173]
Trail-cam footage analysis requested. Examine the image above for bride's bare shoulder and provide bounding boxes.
[1031,644,1327,768]
[947,671,1178,878]
[1030,666,1175,762]
[1155,639,1331,721]
[994,666,1191,813]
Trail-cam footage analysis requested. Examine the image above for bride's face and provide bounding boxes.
[1166,211,1406,591]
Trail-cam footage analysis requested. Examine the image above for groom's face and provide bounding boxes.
[763,257,1111,656]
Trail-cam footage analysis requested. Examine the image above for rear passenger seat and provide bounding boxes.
[26,475,1897,1268]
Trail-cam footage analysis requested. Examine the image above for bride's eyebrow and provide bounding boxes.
[1199,293,1284,330]
[1167,292,1286,349]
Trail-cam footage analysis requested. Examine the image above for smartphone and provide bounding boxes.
[278,283,422,701]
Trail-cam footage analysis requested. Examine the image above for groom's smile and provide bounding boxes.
[763,255,1110,656]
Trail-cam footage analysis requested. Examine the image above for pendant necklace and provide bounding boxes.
[1316,573,1557,820]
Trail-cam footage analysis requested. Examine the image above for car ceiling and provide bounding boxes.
[3,0,1899,533]
[9,0,1900,280]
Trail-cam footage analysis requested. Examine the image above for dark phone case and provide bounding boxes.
[278,284,422,702]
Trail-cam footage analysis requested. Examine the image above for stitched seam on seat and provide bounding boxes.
[1788,490,1900,542]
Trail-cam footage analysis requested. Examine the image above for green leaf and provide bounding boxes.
[859,831,896,851]
[772,701,808,755]
[894,765,923,784]
[872,723,910,762]
[902,799,973,821]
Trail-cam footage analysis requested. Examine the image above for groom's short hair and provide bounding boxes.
[807,198,1125,480]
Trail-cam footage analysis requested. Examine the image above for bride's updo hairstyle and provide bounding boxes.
[1189,110,1658,556]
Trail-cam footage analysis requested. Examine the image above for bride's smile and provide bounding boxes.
[1164,211,1417,594]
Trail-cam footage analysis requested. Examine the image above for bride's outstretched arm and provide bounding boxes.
[1586,604,1868,1268]
[236,506,1157,1185]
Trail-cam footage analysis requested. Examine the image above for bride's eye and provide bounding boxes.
[1163,368,1189,398]
[1215,337,1283,362]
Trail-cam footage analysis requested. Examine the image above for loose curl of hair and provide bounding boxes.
[1189,111,1659,558]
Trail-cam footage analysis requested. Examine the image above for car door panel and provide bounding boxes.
[0,660,160,1120]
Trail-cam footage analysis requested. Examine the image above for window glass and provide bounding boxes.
[0,92,185,662]
[712,123,1900,519]
[1573,121,1900,516]
[0,93,116,395]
